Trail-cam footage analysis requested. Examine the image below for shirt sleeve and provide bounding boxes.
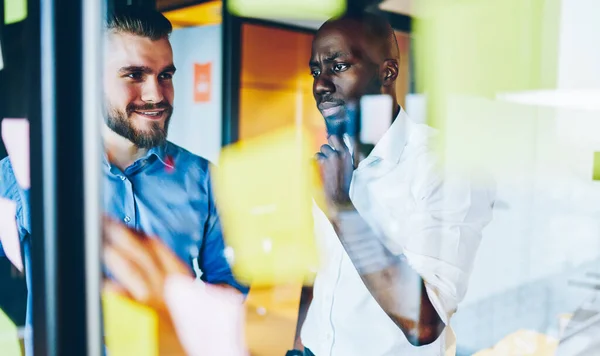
[198,173,249,295]
[401,152,495,325]
[0,157,29,258]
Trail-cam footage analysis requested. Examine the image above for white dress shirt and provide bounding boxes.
[301,109,495,356]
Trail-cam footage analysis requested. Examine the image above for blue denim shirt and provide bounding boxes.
[0,141,248,354]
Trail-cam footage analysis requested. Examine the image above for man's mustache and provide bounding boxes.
[318,96,345,108]
[126,102,173,113]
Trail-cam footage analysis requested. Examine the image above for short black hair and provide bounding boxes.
[106,6,172,41]
[320,11,399,61]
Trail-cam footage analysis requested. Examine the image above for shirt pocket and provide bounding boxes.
[144,197,206,269]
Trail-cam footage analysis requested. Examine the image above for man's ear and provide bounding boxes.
[381,59,399,86]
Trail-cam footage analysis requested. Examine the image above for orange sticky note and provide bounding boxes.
[164,275,247,356]
[103,290,159,356]
[193,63,211,103]
[0,198,23,272]
[2,119,30,189]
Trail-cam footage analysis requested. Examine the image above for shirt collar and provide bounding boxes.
[147,143,173,168]
[362,108,410,165]
[102,142,174,170]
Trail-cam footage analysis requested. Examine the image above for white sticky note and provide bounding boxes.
[0,198,22,272]
[2,119,30,189]
[0,41,4,71]
[405,94,427,124]
[360,95,393,145]
[164,275,247,356]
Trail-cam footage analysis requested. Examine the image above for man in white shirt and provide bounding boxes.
[297,12,495,356]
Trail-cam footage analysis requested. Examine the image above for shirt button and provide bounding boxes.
[119,176,126,181]
[123,216,131,223]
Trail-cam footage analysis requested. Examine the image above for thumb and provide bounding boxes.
[328,135,350,156]
[103,279,129,297]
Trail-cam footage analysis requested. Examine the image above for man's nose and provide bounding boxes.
[141,78,165,103]
[314,73,335,98]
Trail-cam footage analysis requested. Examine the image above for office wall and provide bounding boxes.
[239,24,322,146]
[394,31,411,109]
[168,25,222,163]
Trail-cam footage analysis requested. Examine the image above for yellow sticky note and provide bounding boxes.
[5,0,28,25]
[227,0,345,21]
[103,291,158,356]
[0,308,21,356]
[164,1,223,28]
[213,126,320,287]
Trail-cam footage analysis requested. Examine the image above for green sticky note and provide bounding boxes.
[414,0,561,98]
[592,152,600,181]
[413,0,561,133]
[5,0,28,25]
[228,0,345,21]
[0,308,21,356]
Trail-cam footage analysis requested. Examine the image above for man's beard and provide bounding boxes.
[323,102,359,138]
[105,102,173,149]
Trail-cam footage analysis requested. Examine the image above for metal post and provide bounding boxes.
[31,0,103,354]
[82,0,104,354]
[222,0,242,145]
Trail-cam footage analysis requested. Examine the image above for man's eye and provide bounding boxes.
[311,69,321,78]
[333,63,349,72]
[159,73,174,80]
[126,72,143,80]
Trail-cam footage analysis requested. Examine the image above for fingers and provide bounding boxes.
[103,279,130,297]
[147,237,193,277]
[316,143,336,162]
[315,152,327,163]
[103,218,165,304]
[320,144,336,157]
[316,138,348,163]
[103,218,161,280]
[103,244,152,302]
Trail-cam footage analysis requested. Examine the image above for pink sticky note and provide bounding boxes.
[0,198,23,272]
[164,275,247,356]
[2,119,30,189]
